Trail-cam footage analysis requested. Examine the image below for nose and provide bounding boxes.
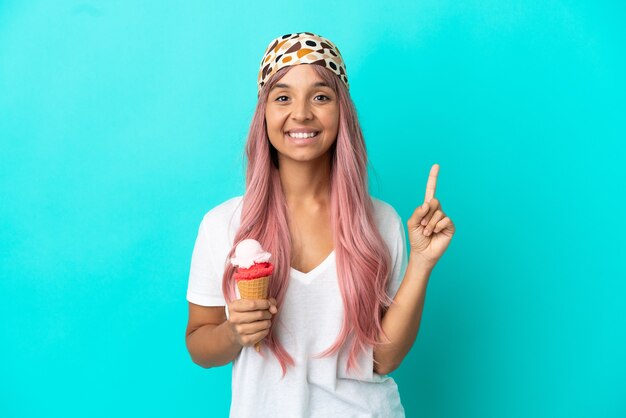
[291,98,313,121]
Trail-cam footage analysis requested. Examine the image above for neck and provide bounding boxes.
[278,155,332,209]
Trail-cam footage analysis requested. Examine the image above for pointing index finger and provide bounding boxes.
[424,163,440,203]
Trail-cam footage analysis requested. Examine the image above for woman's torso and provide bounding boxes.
[216,196,406,418]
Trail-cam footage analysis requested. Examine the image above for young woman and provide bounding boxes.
[185,32,455,417]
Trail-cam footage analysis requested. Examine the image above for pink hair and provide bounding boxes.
[221,64,394,378]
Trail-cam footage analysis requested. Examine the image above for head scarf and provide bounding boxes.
[257,32,349,96]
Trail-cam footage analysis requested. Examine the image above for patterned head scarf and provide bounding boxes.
[257,32,349,96]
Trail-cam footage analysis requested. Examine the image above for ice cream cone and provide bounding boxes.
[237,275,270,352]
[230,239,274,353]
[236,275,270,300]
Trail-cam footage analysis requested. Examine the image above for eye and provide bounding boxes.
[274,94,331,102]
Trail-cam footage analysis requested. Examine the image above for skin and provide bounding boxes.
[186,66,457,376]
[373,163,456,374]
[409,163,455,263]
[186,65,340,361]
[265,64,339,175]
[264,64,338,273]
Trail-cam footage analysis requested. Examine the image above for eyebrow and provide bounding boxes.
[270,81,331,91]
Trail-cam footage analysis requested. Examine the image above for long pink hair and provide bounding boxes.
[221,64,394,378]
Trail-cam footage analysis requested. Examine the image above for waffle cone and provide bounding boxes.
[236,275,270,300]
[236,275,270,352]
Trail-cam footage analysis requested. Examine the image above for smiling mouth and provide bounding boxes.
[284,131,321,145]
[285,131,320,139]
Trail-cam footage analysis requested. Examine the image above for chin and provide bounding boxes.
[281,150,333,163]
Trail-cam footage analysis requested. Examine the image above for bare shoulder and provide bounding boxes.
[186,302,227,337]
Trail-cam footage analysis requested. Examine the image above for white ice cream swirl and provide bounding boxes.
[230,239,272,269]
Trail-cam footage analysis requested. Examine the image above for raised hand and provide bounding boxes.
[407,164,456,268]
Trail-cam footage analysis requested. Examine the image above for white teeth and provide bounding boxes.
[288,131,319,139]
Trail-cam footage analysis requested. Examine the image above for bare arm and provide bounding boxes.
[373,256,433,375]
[185,304,243,368]
[185,299,278,368]
[374,163,455,375]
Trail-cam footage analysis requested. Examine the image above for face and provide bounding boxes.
[265,64,339,165]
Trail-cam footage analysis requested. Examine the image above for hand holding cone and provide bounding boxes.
[231,239,274,352]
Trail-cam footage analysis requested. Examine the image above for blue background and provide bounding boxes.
[1,1,625,417]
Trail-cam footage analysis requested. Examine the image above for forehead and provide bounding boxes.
[271,65,332,91]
